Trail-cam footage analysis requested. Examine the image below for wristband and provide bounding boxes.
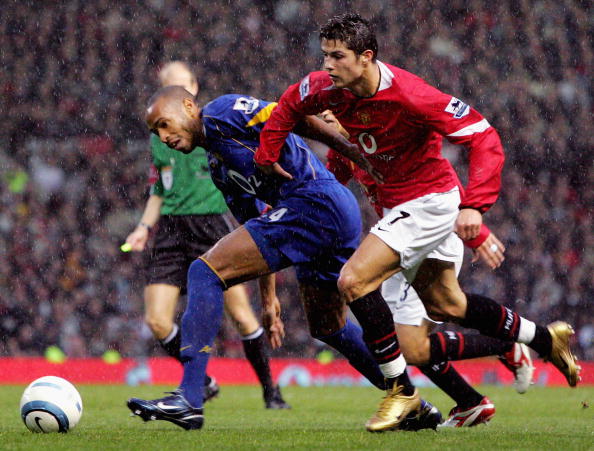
[463,223,490,249]
[139,222,152,231]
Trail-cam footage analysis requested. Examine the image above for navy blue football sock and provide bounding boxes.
[316,319,386,390]
[179,258,225,408]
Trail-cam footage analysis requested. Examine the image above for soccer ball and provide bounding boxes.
[20,376,83,433]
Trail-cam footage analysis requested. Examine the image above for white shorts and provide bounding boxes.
[382,261,462,326]
[370,187,464,283]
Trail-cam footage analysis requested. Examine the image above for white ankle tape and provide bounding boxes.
[379,354,407,378]
[242,327,264,341]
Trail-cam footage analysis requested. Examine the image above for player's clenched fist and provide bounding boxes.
[455,208,482,241]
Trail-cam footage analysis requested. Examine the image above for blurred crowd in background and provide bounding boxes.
[1,0,592,361]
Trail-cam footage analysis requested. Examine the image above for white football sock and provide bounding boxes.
[517,318,536,344]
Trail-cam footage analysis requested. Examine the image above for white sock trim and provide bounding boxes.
[242,327,264,341]
[518,318,536,344]
[379,354,407,378]
[161,323,179,344]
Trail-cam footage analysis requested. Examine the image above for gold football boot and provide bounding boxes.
[546,321,581,387]
[365,385,421,432]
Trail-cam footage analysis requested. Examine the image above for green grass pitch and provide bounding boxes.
[1,384,593,450]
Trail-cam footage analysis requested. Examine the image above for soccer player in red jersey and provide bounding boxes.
[325,139,532,428]
[256,13,580,431]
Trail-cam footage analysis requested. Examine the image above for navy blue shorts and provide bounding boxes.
[244,180,361,284]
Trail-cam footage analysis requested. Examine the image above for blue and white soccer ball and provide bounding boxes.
[20,376,83,433]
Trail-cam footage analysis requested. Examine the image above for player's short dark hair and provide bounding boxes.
[147,85,194,109]
[319,13,378,60]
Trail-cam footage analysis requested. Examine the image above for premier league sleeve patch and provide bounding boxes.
[445,97,470,118]
[299,75,310,100]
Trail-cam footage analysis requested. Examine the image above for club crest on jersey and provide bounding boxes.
[299,75,310,100]
[445,97,469,118]
[161,166,173,190]
[357,111,372,125]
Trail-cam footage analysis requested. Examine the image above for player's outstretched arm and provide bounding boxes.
[256,75,383,182]
[312,112,384,184]
[259,273,285,349]
[125,194,163,251]
[256,114,378,182]
[294,115,358,155]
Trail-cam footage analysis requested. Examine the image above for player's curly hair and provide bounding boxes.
[319,13,378,61]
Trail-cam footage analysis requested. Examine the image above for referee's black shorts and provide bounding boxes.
[146,214,235,291]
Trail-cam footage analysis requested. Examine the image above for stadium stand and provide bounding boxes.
[1,0,592,360]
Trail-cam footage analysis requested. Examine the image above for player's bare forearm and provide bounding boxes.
[320,110,350,138]
[258,273,276,303]
[258,274,285,348]
[125,194,163,251]
[294,115,349,146]
[296,115,358,160]
[297,115,383,183]
[140,194,163,228]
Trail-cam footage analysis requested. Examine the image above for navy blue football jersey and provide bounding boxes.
[201,94,335,223]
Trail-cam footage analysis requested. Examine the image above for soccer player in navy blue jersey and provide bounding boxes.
[125,61,289,410]
[127,87,441,431]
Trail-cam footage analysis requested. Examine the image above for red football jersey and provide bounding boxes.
[257,62,505,212]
